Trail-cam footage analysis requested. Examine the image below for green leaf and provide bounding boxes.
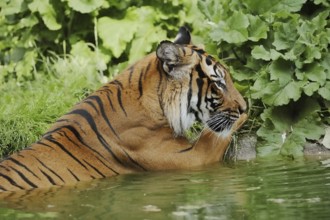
[257,102,324,157]
[0,0,25,15]
[98,17,137,58]
[273,18,299,50]
[314,0,330,6]
[247,14,269,41]
[303,82,319,96]
[304,63,326,85]
[210,11,249,44]
[28,0,61,30]
[67,0,105,13]
[129,26,166,63]
[243,0,307,14]
[269,59,293,84]
[263,80,304,106]
[319,82,330,100]
[251,45,270,61]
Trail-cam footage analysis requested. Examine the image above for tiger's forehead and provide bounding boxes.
[184,44,227,81]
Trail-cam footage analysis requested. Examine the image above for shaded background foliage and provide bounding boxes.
[0,0,329,158]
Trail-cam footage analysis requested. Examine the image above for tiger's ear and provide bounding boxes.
[156,41,190,78]
[156,40,181,65]
[174,26,191,45]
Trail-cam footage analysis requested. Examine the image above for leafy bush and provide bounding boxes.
[0,0,202,83]
[198,0,330,157]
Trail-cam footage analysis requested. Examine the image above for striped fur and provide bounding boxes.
[0,27,247,192]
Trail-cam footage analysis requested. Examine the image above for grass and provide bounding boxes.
[0,55,104,158]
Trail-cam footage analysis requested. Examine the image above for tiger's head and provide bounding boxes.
[156,27,247,137]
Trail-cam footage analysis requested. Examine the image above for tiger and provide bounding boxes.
[0,27,247,192]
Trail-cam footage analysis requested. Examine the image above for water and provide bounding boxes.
[0,157,330,220]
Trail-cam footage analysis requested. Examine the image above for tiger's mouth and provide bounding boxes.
[206,111,240,134]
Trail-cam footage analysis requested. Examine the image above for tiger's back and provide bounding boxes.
[0,27,247,192]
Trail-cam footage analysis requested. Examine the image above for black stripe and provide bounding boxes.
[68,168,80,181]
[34,157,65,183]
[196,77,204,113]
[39,169,56,185]
[84,100,100,115]
[110,80,123,89]
[44,136,89,170]
[87,95,120,139]
[128,65,134,85]
[99,88,116,112]
[35,140,55,149]
[84,160,106,178]
[67,109,125,166]
[122,150,147,171]
[95,157,119,175]
[116,86,127,116]
[7,158,40,180]
[0,164,10,172]
[138,69,144,99]
[59,126,116,172]
[196,64,206,78]
[179,146,194,153]
[9,166,37,189]
[0,185,7,191]
[187,74,193,109]
[0,173,24,190]
[156,60,165,115]
[44,119,87,137]
[206,56,212,65]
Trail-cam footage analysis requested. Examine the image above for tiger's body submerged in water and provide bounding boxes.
[0,27,247,192]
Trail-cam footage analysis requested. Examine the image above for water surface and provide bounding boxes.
[0,158,329,219]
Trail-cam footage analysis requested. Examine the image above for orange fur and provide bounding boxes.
[0,28,247,192]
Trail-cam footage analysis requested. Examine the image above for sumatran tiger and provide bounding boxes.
[0,27,247,192]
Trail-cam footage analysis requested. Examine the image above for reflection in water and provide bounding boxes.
[0,158,329,219]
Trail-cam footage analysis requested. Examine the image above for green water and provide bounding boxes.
[0,158,330,220]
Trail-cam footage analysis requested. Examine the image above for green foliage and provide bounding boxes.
[0,53,103,157]
[199,0,329,158]
[0,0,202,84]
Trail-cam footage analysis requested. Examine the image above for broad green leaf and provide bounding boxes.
[28,0,61,30]
[304,63,326,85]
[129,26,166,63]
[257,103,323,157]
[210,11,249,44]
[269,59,293,84]
[321,53,330,79]
[273,19,299,50]
[98,17,137,58]
[319,82,330,100]
[67,0,105,13]
[303,82,319,96]
[314,0,330,6]
[263,80,304,106]
[197,0,223,23]
[0,0,25,15]
[251,45,270,61]
[279,133,305,157]
[247,14,269,41]
[243,0,307,14]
